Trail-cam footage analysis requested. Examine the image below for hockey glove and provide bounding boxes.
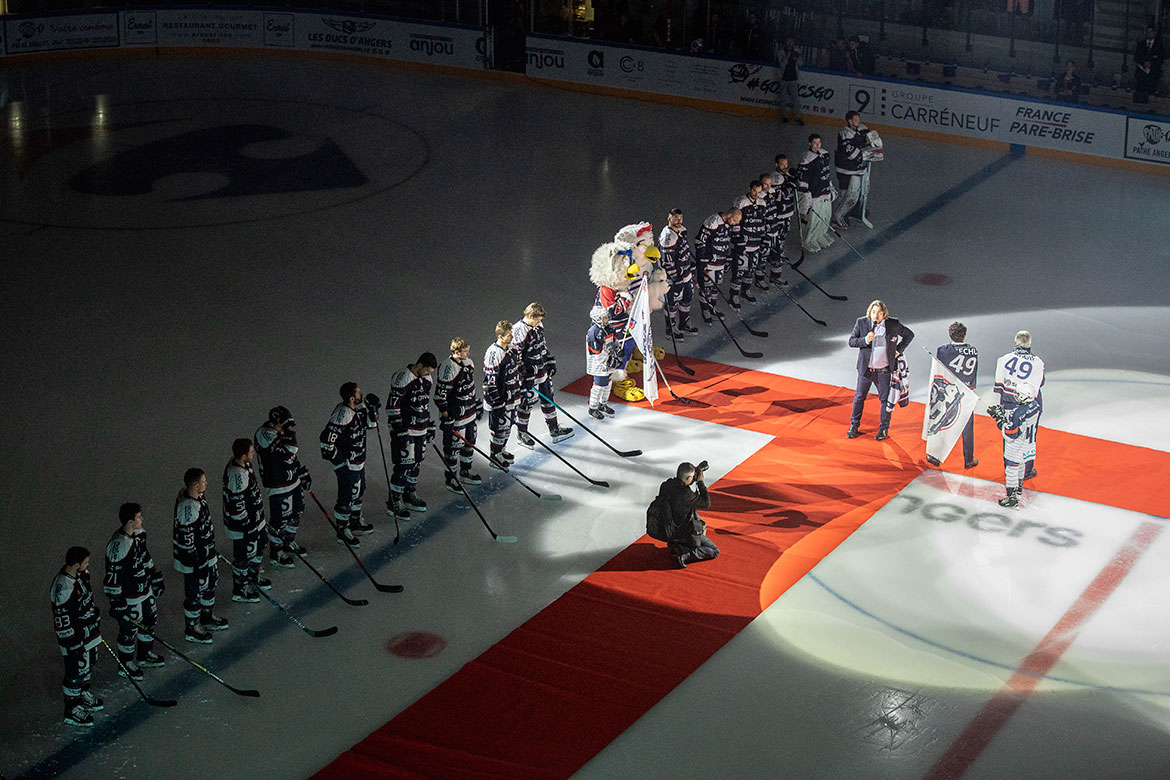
[425,423,437,445]
[986,405,1009,430]
[150,570,166,598]
[297,465,312,492]
[546,356,557,378]
[364,393,381,410]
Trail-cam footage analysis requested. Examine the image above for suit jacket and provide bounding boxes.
[1135,36,1164,70]
[849,316,914,375]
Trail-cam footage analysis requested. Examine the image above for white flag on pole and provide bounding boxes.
[626,284,658,406]
[921,351,979,463]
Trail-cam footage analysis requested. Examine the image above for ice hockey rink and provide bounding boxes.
[2,48,1170,780]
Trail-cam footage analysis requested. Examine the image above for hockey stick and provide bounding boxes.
[99,637,178,707]
[430,444,517,543]
[217,555,339,638]
[450,426,561,501]
[663,309,696,376]
[308,491,404,594]
[535,389,642,457]
[373,423,401,545]
[715,312,763,358]
[125,617,260,697]
[785,259,847,301]
[292,549,368,607]
[525,428,610,488]
[649,352,710,407]
[718,288,769,337]
[777,282,827,327]
[804,201,879,273]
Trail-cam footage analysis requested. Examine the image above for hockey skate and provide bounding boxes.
[742,288,757,303]
[611,379,646,402]
[287,541,308,556]
[998,487,1021,509]
[201,614,229,632]
[117,660,145,682]
[232,583,260,603]
[403,492,427,513]
[136,651,165,669]
[729,292,742,310]
[79,689,104,710]
[588,407,606,421]
[516,430,536,449]
[459,468,482,485]
[386,496,410,521]
[185,624,213,644]
[769,272,790,288]
[598,403,616,416]
[64,704,95,727]
[701,308,714,325]
[444,474,463,495]
[1023,467,1038,480]
[754,274,771,291]
[254,575,272,591]
[269,550,296,568]
[349,517,374,535]
[679,315,699,334]
[548,424,574,443]
[336,525,360,548]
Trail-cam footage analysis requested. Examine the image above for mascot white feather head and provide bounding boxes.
[589,241,636,292]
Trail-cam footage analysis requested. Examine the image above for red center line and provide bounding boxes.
[923,519,1164,780]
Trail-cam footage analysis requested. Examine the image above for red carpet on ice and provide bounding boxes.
[311,359,1170,780]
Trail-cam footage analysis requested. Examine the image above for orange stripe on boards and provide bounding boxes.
[923,521,1164,780]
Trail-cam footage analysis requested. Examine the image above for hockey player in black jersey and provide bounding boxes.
[659,209,698,340]
[254,406,310,568]
[51,546,103,726]
[387,353,439,518]
[104,503,166,684]
[695,208,741,324]
[483,320,524,464]
[930,322,980,470]
[729,180,767,309]
[223,439,270,603]
[513,303,573,448]
[320,383,380,546]
[436,337,484,494]
[768,155,797,285]
[173,468,227,643]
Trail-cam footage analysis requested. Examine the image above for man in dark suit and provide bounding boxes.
[847,300,914,441]
[1135,25,1164,95]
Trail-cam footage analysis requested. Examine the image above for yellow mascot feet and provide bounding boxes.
[612,379,646,402]
[625,359,643,374]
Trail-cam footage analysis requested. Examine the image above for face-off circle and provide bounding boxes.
[3,98,428,230]
[387,632,447,659]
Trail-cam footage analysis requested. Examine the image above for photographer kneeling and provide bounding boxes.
[649,461,719,569]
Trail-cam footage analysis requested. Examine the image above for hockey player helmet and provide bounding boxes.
[269,405,296,428]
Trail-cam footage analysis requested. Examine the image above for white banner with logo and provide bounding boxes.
[294,15,483,69]
[525,34,1160,167]
[1123,117,1170,165]
[4,14,119,54]
[120,9,264,48]
[922,353,981,463]
[626,285,659,406]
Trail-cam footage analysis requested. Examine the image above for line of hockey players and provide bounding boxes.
[50,303,575,727]
[584,114,879,415]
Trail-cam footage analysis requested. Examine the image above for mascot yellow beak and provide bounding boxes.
[625,263,642,280]
[642,246,661,263]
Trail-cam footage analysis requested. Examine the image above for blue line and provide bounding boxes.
[687,152,1021,363]
[807,572,1170,697]
[10,448,562,780]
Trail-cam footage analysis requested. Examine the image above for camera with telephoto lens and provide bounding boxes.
[696,460,709,472]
